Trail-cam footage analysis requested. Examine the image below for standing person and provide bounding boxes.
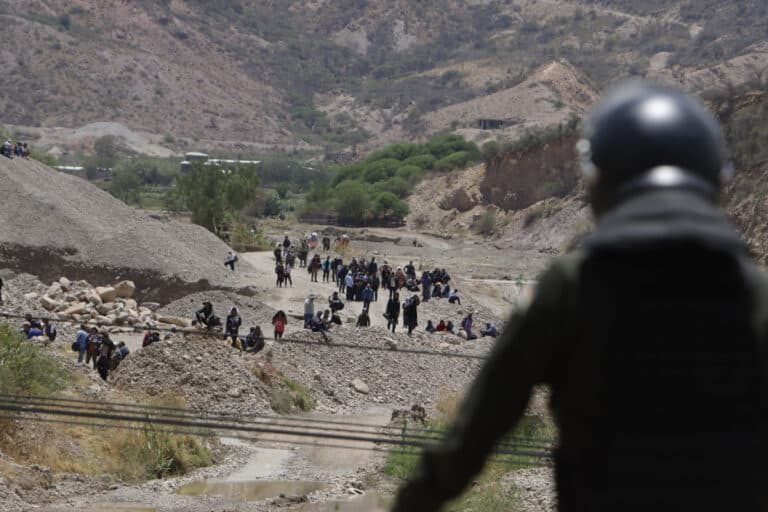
[402,295,420,336]
[283,264,293,287]
[42,318,57,342]
[273,244,283,264]
[386,292,400,333]
[85,327,101,370]
[322,256,331,283]
[96,332,115,381]
[404,261,416,280]
[393,82,768,512]
[275,262,285,288]
[370,272,380,302]
[460,311,476,340]
[283,235,291,252]
[421,272,432,303]
[338,265,348,293]
[224,251,238,271]
[226,307,242,350]
[272,310,287,340]
[367,257,378,276]
[310,254,321,283]
[75,324,89,364]
[344,272,354,301]
[304,296,315,328]
[362,283,374,312]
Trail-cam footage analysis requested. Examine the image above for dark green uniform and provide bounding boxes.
[393,189,768,511]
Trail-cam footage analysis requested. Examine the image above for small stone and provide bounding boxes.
[351,378,369,394]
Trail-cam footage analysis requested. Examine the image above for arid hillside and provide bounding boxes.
[1,0,766,155]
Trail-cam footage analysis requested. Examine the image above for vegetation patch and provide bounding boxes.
[301,134,480,225]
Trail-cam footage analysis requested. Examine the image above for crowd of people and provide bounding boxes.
[2,139,30,159]
[193,300,270,353]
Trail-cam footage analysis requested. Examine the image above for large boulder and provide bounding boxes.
[95,286,117,303]
[157,316,191,328]
[86,292,103,306]
[62,303,87,316]
[113,280,136,299]
[41,296,60,311]
[46,283,63,299]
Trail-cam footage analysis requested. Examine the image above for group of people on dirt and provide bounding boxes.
[274,234,351,286]
[193,300,279,353]
[2,139,30,159]
[303,295,344,332]
[73,324,129,380]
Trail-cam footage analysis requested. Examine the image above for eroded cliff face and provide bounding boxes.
[480,135,580,211]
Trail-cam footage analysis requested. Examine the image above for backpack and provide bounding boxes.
[71,341,79,352]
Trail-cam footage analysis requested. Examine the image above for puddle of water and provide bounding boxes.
[176,480,326,502]
[80,505,156,512]
[297,493,389,512]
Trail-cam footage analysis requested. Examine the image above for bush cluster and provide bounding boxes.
[302,134,480,225]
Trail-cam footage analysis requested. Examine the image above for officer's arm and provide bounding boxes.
[392,263,568,511]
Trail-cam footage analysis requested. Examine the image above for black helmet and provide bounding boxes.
[578,81,731,215]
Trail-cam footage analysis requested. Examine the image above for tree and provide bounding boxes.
[374,191,409,219]
[334,181,368,223]
[93,135,118,169]
[110,167,141,204]
[175,163,259,236]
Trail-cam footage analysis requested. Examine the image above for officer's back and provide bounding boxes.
[392,82,768,512]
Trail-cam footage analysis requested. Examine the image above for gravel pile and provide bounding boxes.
[264,325,492,414]
[0,158,250,286]
[504,467,557,512]
[110,335,272,414]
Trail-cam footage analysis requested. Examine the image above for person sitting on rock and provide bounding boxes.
[426,320,436,333]
[330,310,343,326]
[357,308,371,327]
[42,318,57,342]
[226,307,243,351]
[22,322,43,339]
[442,283,451,298]
[245,326,265,353]
[432,281,443,300]
[271,310,286,341]
[116,341,130,359]
[480,322,498,338]
[24,313,42,330]
[142,331,160,347]
[448,289,461,305]
[445,321,455,334]
[310,311,327,332]
[329,292,345,314]
[195,301,219,329]
[435,320,447,332]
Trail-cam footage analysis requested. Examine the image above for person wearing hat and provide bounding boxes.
[392,81,768,511]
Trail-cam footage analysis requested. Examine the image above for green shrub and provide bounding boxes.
[334,180,369,222]
[475,208,496,236]
[374,191,409,218]
[402,154,436,170]
[481,140,502,161]
[271,377,316,413]
[0,323,71,395]
[362,158,401,183]
[435,151,472,172]
[117,423,213,481]
[395,165,424,185]
[377,176,410,198]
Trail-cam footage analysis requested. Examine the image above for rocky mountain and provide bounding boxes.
[1,0,766,156]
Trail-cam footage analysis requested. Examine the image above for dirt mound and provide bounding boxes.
[0,158,252,299]
[266,326,490,414]
[110,335,271,414]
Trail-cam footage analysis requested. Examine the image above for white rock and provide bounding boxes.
[87,292,103,306]
[125,299,138,311]
[351,378,369,394]
[95,304,113,315]
[157,316,192,328]
[95,286,117,303]
[113,280,136,298]
[41,296,60,311]
[47,283,63,299]
[23,292,39,301]
[59,277,71,290]
[96,315,111,324]
[63,303,87,316]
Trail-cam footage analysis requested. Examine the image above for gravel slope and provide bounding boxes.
[0,157,251,286]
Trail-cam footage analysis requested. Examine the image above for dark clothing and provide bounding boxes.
[386,298,400,333]
[0,277,3,302]
[226,313,241,340]
[402,297,420,335]
[394,190,768,512]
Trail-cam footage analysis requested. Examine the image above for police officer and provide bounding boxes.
[392,81,768,512]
